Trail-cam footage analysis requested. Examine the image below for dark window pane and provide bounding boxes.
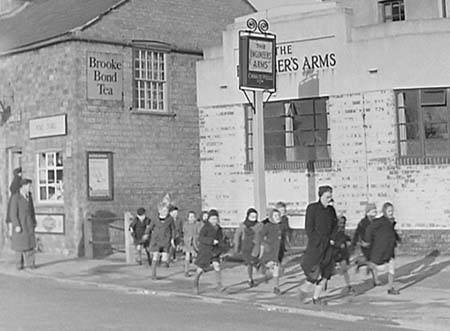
[423,106,448,124]
[294,131,315,146]
[265,132,285,147]
[398,124,419,140]
[315,130,329,145]
[424,123,448,139]
[265,117,285,132]
[425,139,449,156]
[264,101,284,117]
[316,145,330,160]
[315,114,328,130]
[292,99,314,115]
[399,140,421,156]
[403,90,419,123]
[314,98,327,114]
[293,115,314,130]
[421,89,446,106]
[40,187,47,200]
[265,147,286,163]
[48,170,55,184]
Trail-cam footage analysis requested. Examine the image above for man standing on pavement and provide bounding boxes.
[9,178,37,270]
[300,185,338,304]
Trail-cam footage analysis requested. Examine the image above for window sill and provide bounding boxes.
[397,156,450,165]
[34,202,64,208]
[130,110,176,117]
[245,159,332,171]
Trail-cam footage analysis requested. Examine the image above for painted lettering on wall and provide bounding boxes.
[87,52,123,101]
[275,44,336,74]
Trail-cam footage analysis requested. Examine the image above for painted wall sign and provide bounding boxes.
[275,43,336,74]
[29,114,67,139]
[35,214,65,234]
[239,32,276,91]
[87,52,123,100]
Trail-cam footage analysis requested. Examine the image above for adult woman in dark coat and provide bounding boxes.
[194,209,226,294]
[300,185,338,304]
[9,178,36,270]
[5,167,22,229]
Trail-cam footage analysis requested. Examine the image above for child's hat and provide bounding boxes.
[137,207,146,216]
[208,209,219,219]
[365,202,377,214]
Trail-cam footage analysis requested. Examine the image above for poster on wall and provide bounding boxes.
[35,214,65,234]
[87,152,114,200]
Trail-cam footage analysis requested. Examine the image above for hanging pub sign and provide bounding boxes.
[239,31,276,92]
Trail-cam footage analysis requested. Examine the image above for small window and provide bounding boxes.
[37,152,64,203]
[133,49,167,112]
[381,1,405,22]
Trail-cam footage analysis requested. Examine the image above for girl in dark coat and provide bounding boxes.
[364,202,401,295]
[129,207,151,265]
[194,209,226,295]
[146,204,175,280]
[259,208,283,295]
[275,201,292,264]
[352,202,377,262]
[233,208,263,287]
[300,185,338,304]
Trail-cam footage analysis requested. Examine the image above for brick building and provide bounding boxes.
[197,0,450,253]
[0,0,255,256]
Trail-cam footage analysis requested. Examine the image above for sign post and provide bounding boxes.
[239,18,276,218]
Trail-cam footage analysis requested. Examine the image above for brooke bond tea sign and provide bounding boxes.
[239,32,276,91]
[87,52,123,100]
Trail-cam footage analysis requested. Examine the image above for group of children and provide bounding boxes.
[129,194,401,299]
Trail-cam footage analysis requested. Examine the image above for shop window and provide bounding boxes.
[396,88,450,163]
[37,152,64,203]
[133,49,167,112]
[380,1,405,22]
[246,97,330,168]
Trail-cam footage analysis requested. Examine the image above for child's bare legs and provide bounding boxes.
[299,281,314,303]
[184,252,191,277]
[194,267,204,295]
[247,265,254,287]
[161,252,170,268]
[340,261,355,293]
[151,252,159,280]
[387,259,399,294]
[135,244,142,264]
[213,261,224,292]
[266,261,280,294]
[366,261,381,286]
[312,280,325,303]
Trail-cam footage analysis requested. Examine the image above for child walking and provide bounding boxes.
[194,209,226,295]
[146,197,175,280]
[233,208,263,287]
[364,202,401,295]
[183,211,199,277]
[332,215,355,294]
[259,208,283,295]
[129,207,151,265]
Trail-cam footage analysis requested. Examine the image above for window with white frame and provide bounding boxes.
[380,0,405,22]
[37,152,64,202]
[133,49,167,111]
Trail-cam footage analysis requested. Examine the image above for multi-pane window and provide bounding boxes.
[246,97,330,164]
[37,152,63,202]
[133,49,166,111]
[381,0,405,22]
[396,88,450,158]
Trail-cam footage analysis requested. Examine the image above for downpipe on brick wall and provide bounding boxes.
[361,94,370,201]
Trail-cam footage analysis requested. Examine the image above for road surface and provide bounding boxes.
[0,274,413,331]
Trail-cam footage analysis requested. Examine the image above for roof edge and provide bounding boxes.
[243,0,258,12]
[70,0,131,33]
[0,35,203,57]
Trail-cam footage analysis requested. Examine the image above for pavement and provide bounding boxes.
[0,248,449,331]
